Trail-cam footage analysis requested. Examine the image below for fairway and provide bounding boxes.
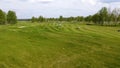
[0,22,120,68]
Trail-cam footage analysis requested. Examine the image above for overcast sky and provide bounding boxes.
[0,0,120,19]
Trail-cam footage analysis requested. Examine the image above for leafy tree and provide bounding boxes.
[31,16,36,23]
[76,16,84,22]
[92,13,100,24]
[98,7,108,25]
[59,16,63,21]
[85,15,92,22]
[7,10,17,24]
[118,15,120,22]
[0,9,6,24]
[67,17,74,22]
[112,8,120,23]
[38,16,45,22]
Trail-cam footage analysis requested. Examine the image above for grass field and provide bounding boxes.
[0,22,120,68]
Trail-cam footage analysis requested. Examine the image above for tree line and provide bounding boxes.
[1,7,119,26]
[86,7,120,26]
[0,9,17,25]
[31,7,120,26]
[31,15,84,23]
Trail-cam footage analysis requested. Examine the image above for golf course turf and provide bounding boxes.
[0,22,120,68]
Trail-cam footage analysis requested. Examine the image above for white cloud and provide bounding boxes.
[28,0,54,3]
[81,0,98,5]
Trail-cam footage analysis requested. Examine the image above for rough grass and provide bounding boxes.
[0,22,120,68]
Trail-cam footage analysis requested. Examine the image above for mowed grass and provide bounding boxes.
[0,22,120,68]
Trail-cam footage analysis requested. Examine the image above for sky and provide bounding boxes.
[0,0,120,19]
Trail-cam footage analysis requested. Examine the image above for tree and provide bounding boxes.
[7,10,17,24]
[38,16,45,22]
[76,16,84,22]
[118,15,120,22]
[92,13,100,24]
[31,16,36,23]
[0,9,6,24]
[67,17,74,22]
[59,16,63,21]
[112,8,120,25]
[98,7,108,25]
[85,15,92,22]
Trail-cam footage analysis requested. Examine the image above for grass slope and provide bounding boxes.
[0,22,120,68]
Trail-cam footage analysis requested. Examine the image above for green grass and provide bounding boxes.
[0,22,120,68]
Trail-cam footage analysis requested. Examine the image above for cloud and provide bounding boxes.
[101,0,120,3]
[81,0,98,5]
[28,0,54,3]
